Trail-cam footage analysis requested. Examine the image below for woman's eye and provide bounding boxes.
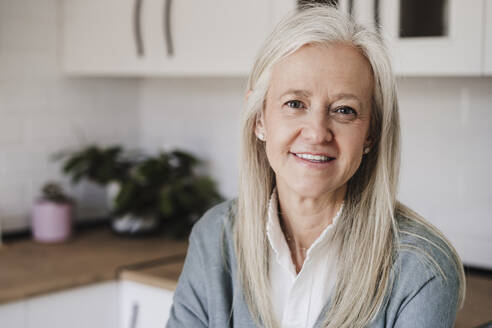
[285,100,305,109]
[334,106,356,115]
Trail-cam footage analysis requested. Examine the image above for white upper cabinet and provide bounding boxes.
[379,0,484,76]
[62,0,154,75]
[149,0,270,75]
[333,0,485,75]
[62,0,490,76]
[61,0,270,76]
[484,0,492,74]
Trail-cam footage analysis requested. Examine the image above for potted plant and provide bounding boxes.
[56,145,137,208]
[57,145,223,237]
[112,150,223,237]
[31,182,74,243]
[57,144,134,184]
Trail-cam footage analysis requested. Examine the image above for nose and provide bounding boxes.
[300,110,333,144]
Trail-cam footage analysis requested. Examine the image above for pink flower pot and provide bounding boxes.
[31,201,73,243]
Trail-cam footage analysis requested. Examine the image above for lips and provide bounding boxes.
[291,152,335,163]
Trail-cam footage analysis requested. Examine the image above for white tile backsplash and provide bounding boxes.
[398,77,492,267]
[0,0,139,233]
[139,77,245,198]
[0,181,30,231]
[0,115,25,145]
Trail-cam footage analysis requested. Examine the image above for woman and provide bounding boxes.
[167,5,465,328]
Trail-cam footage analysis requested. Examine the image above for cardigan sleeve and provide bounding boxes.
[166,233,209,328]
[393,274,459,328]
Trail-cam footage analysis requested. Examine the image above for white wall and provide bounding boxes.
[398,77,492,268]
[138,78,245,198]
[0,0,140,231]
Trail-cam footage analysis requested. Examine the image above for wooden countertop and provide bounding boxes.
[119,261,185,290]
[0,226,188,304]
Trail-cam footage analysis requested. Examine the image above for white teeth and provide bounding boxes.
[294,153,332,162]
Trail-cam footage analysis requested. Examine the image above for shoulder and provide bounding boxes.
[394,214,460,285]
[186,199,237,263]
[372,213,464,326]
[386,213,462,316]
[168,200,239,327]
[190,199,237,242]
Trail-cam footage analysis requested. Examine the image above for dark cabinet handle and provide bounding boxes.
[164,0,174,56]
[130,302,139,328]
[134,0,144,56]
[374,0,380,31]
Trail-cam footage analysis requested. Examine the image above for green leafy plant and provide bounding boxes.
[57,145,223,237]
[40,182,72,204]
[113,150,223,237]
[57,145,134,185]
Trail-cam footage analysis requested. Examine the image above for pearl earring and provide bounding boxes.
[363,147,370,154]
[257,133,265,141]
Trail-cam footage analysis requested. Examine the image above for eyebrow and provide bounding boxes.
[278,90,363,108]
[278,89,312,100]
[331,93,363,108]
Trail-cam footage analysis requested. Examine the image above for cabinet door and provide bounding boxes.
[25,281,119,328]
[149,0,271,75]
[380,0,484,75]
[119,280,174,328]
[62,0,154,75]
[484,0,492,74]
[0,300,26,328]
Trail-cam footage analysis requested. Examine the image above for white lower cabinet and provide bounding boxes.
[0,280,172,328]
[25,281,120,328]
[119,280,174,328]
[0,300,26,328]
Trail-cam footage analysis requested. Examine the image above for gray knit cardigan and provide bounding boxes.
[166,200,460,328]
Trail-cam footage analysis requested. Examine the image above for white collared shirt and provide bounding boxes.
[266,191,343,328]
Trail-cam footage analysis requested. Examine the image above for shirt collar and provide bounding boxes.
[266,188,344,267]
[266,188,292,271]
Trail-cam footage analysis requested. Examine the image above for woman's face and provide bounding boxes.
[257,43,374,200]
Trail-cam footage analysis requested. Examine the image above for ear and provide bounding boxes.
[248,89,266,140]
[363,138,372,154]
[254,111,266,141]
[364,125,373,150]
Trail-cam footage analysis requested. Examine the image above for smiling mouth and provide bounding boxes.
[292,152,335,163]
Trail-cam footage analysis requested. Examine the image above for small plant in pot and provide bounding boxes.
[31,182,74,243]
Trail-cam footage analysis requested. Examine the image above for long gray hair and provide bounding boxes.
[234,5,465,327]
